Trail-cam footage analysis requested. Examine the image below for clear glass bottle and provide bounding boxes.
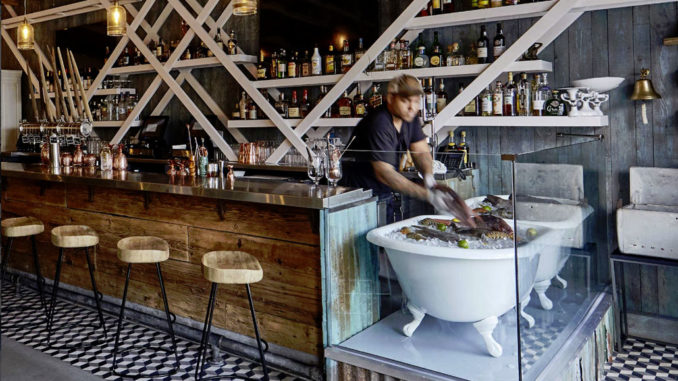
[239,91,248,120]
[399,40,411,70]
[100,145,113,171]
[517,72,532,116]
[532,73,550,116]
[492,81,504,116]
[385,40,398,71]
[424,78,436,120]
[481,85,493,116]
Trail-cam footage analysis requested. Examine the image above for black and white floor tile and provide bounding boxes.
[604,338,678,381]
[1,281,307,381]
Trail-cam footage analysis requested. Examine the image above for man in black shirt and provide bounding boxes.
[342,75,473,225]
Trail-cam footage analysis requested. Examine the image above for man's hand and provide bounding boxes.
[426,184,476,227]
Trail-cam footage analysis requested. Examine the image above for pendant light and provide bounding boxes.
[233,0,257,16]
[107,0,126,36]
[17,0,34,50]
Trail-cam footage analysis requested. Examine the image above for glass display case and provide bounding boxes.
[323,138,610,381]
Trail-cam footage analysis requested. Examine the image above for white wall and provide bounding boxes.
[1,70,22,152]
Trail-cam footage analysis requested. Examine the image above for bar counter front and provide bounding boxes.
[1,162,378,379]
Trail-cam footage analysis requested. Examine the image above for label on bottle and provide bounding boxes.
[504,94,514,106]
[477,47,488,59]
[257,68,267,79]
[437,98,447,113]
[545,100,561,116]
[227,42,236,55]
[240,108,247,120]
[492,94,503,115]
[249,108,257,120]
[341,54,352,67]
[432,0,441,8]
[339,106,352,117]
[288,62,297,77]
[312,59,322,75]
[464,100,477,114]
[278,62,287,74]
[430,55,441,66]
[482,97,492,114]
[533,100,545,111]
[493,46,504,57]
[355,104,366,116]
[370,95,382,108]
[326,58,335,74]
[414,56,425,67]
[301,63,311,77]
[288,107,300,118]
[355,52,364,61]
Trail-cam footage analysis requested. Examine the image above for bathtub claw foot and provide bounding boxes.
[554,274,568,289]
[520,296,535,328]
[534,280,553,310]
[402,303,426,337]
[473,316,502,357]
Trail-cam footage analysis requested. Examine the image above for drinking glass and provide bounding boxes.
[324,147,342,187]
[307,154,323,185]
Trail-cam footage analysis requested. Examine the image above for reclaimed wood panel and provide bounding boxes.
[3,177,66,207]
[65,184,320,246]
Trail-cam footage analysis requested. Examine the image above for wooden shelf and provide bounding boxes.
[109,55,257,76]
[227,118,362,129]
[444,116,609,127]
[92,120,142,128]
[664,37,678,46]
[37,87,136,99]
[251,60,552,89]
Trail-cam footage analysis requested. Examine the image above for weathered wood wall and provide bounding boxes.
[1,177,325,358]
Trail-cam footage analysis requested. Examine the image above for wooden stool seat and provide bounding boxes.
[201,251,263,285]
[51,225,99,248]
[2,217,44,238]
[117,236,170,264]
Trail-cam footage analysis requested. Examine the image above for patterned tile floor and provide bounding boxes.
[604,338,678,381]
[1,280,307,381]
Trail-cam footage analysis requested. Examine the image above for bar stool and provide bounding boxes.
[1,217,48,316]
[112,236,179,378]
[47,225,107,349]
[195,251,269,381]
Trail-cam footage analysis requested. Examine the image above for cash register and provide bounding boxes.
[127,116,170,158]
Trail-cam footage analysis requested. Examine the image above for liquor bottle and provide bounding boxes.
[504,72,517,116]
[430,32,443,67]
[216,28,225,51]
[373,46,386,71]
[355,38,366,62]
[311,46,322,76]
[477,25,490,64]
[432,0,442,14]
[239,91,248,120]
[442,0,454,13]
[270,51,278,78]
[301,89,311,117]
[399,40,411,70]
[257,51,268,80]
[466,43,479,65]
[288,90,301,119]
[248,99,258,120]
[462,85,480,116]
[481,86,493,116]
[424,78,436,120]
[369,84,383,110]
[324,44,336,74]
[301,50,311,77]
[436,80,448,114]
[134,47,142,65]
[440,131,457,164]
[156,38,164,61]
[493,81,504,116]
[277,49,287,79]
[275,93,289,118]
[385,40,397,71]
[288,51,298,78]
[478,0,490,8]
[532,73,550,116]
[494,23,505,59]
[183,46,192,60]
[340,40,353,73]
[353,84,368,117]
[122,47,131,66]
[471,0,479,8]
[414,46,429,68]
[337,90,353,118]
[232,102,240,120]
[545,90,565,116]
[227,30,238,55]
[393,41,402,69]
[317,86,332,118]
[491,0,503,7]
[450,43,465,66]
[517,72,531,116]
[458,130,470,168]
[505,0,519,4]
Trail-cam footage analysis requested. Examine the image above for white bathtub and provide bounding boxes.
[367,215,546,357]
[466,196,594,310]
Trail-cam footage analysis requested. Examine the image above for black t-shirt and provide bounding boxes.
[341,105,426,196]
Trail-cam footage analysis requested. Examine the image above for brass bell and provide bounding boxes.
[631,69,661,100]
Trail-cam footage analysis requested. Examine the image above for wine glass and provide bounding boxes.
[307,154,323,185]
[324,148,343,187]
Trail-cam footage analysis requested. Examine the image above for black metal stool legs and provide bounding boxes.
[0,238,15,285]
[46,248,65,346]
[246,284,270,381]
[196,282,219,381]
[84,247,107,338]
[31,236,48,314]
[112,263,180,379]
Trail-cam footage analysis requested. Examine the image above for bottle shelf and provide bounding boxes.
[108,55,257,76]
[251,60,552,89]
[227,118,363,129]
[664,37,678,46]
[37,87,137,99]
[92,120,142,128]
[444,116,609,127]
[406,1,557,30]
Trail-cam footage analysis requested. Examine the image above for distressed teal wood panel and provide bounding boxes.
[321,200,379,347]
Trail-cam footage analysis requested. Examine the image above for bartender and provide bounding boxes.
[341,75,473,225]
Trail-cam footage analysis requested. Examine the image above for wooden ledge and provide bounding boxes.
[202,251,263,285]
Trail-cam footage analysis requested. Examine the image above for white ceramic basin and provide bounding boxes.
[572,77,624,93]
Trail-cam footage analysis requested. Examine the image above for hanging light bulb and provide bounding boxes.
[17,18,34,50]
[233,0,257,16]
[17,0,34,50]
[107,0,126,36]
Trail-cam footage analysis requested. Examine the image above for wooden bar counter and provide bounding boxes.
[1,162,379,375]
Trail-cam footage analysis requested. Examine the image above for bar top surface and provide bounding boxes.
[1,162,373,210]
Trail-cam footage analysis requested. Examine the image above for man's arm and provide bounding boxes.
[372,161,428,200]
[410,139,433,179]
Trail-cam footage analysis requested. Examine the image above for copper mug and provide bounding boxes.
[60,152,73,167]
[84,153,97,168]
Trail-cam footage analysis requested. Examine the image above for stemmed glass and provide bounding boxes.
[306,151,323,185]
